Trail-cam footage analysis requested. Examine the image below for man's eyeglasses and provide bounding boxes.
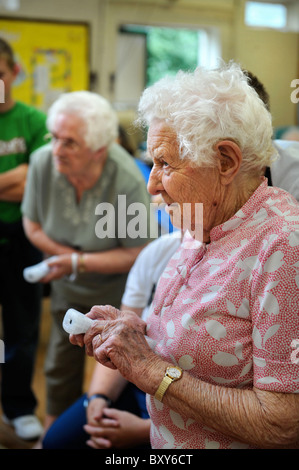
[45,133,80,152]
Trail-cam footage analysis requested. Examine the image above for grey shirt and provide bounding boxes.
[22,142,155,309]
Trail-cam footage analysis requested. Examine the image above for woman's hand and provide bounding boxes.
[84,409,151,449]
[86,396,109,426]
[70,305,126,349]
[70,305,162,391]
[70,305,147,356]
[41,253,74,282]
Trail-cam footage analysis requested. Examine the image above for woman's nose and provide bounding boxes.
[147,167,164,196]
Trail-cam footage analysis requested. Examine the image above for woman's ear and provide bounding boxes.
[94,146,108,161]
[215,140,242,185]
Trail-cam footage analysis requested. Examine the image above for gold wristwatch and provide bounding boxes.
[155,366,183,402]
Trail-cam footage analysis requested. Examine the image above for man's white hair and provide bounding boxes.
[47,91,118,151]
[137,61,276,175]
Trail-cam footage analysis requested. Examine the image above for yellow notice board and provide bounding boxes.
[0,18,89,111]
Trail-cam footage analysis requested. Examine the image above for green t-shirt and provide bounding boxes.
[0,101,48,223]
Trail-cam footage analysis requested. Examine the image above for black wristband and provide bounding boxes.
[83,393,112,408]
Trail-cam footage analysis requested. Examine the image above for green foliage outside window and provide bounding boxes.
[146,27,199,86]
[121,25,200,87]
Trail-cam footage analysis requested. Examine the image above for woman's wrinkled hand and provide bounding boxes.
[69,304,122,348]
[70,305,157,386]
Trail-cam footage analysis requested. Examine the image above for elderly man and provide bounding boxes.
[21,91,154,430]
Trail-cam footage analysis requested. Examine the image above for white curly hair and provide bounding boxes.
[47,91,118,151]
[137,61,276,176]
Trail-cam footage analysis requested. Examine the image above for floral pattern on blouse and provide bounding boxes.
[146,180,299,449]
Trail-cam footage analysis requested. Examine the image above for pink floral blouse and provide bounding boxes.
[146,180,299,449]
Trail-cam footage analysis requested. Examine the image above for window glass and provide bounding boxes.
[245,1,287,29]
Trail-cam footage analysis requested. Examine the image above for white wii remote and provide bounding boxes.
[23,256,58,283]
[62,308,156,350]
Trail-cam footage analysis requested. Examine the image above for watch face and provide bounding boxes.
[167,367,182,379]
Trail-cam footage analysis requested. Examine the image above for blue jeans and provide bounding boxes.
[42,383,150,449]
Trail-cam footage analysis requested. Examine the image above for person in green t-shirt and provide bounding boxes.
[0,38,48,441]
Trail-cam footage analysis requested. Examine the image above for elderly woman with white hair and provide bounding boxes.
[71,63,299,449]
[21,91,153,430]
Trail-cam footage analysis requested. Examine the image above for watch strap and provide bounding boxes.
[155,376,173,402]
[83,393,112,408]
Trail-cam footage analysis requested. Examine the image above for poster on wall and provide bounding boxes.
[0,18,89,111]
